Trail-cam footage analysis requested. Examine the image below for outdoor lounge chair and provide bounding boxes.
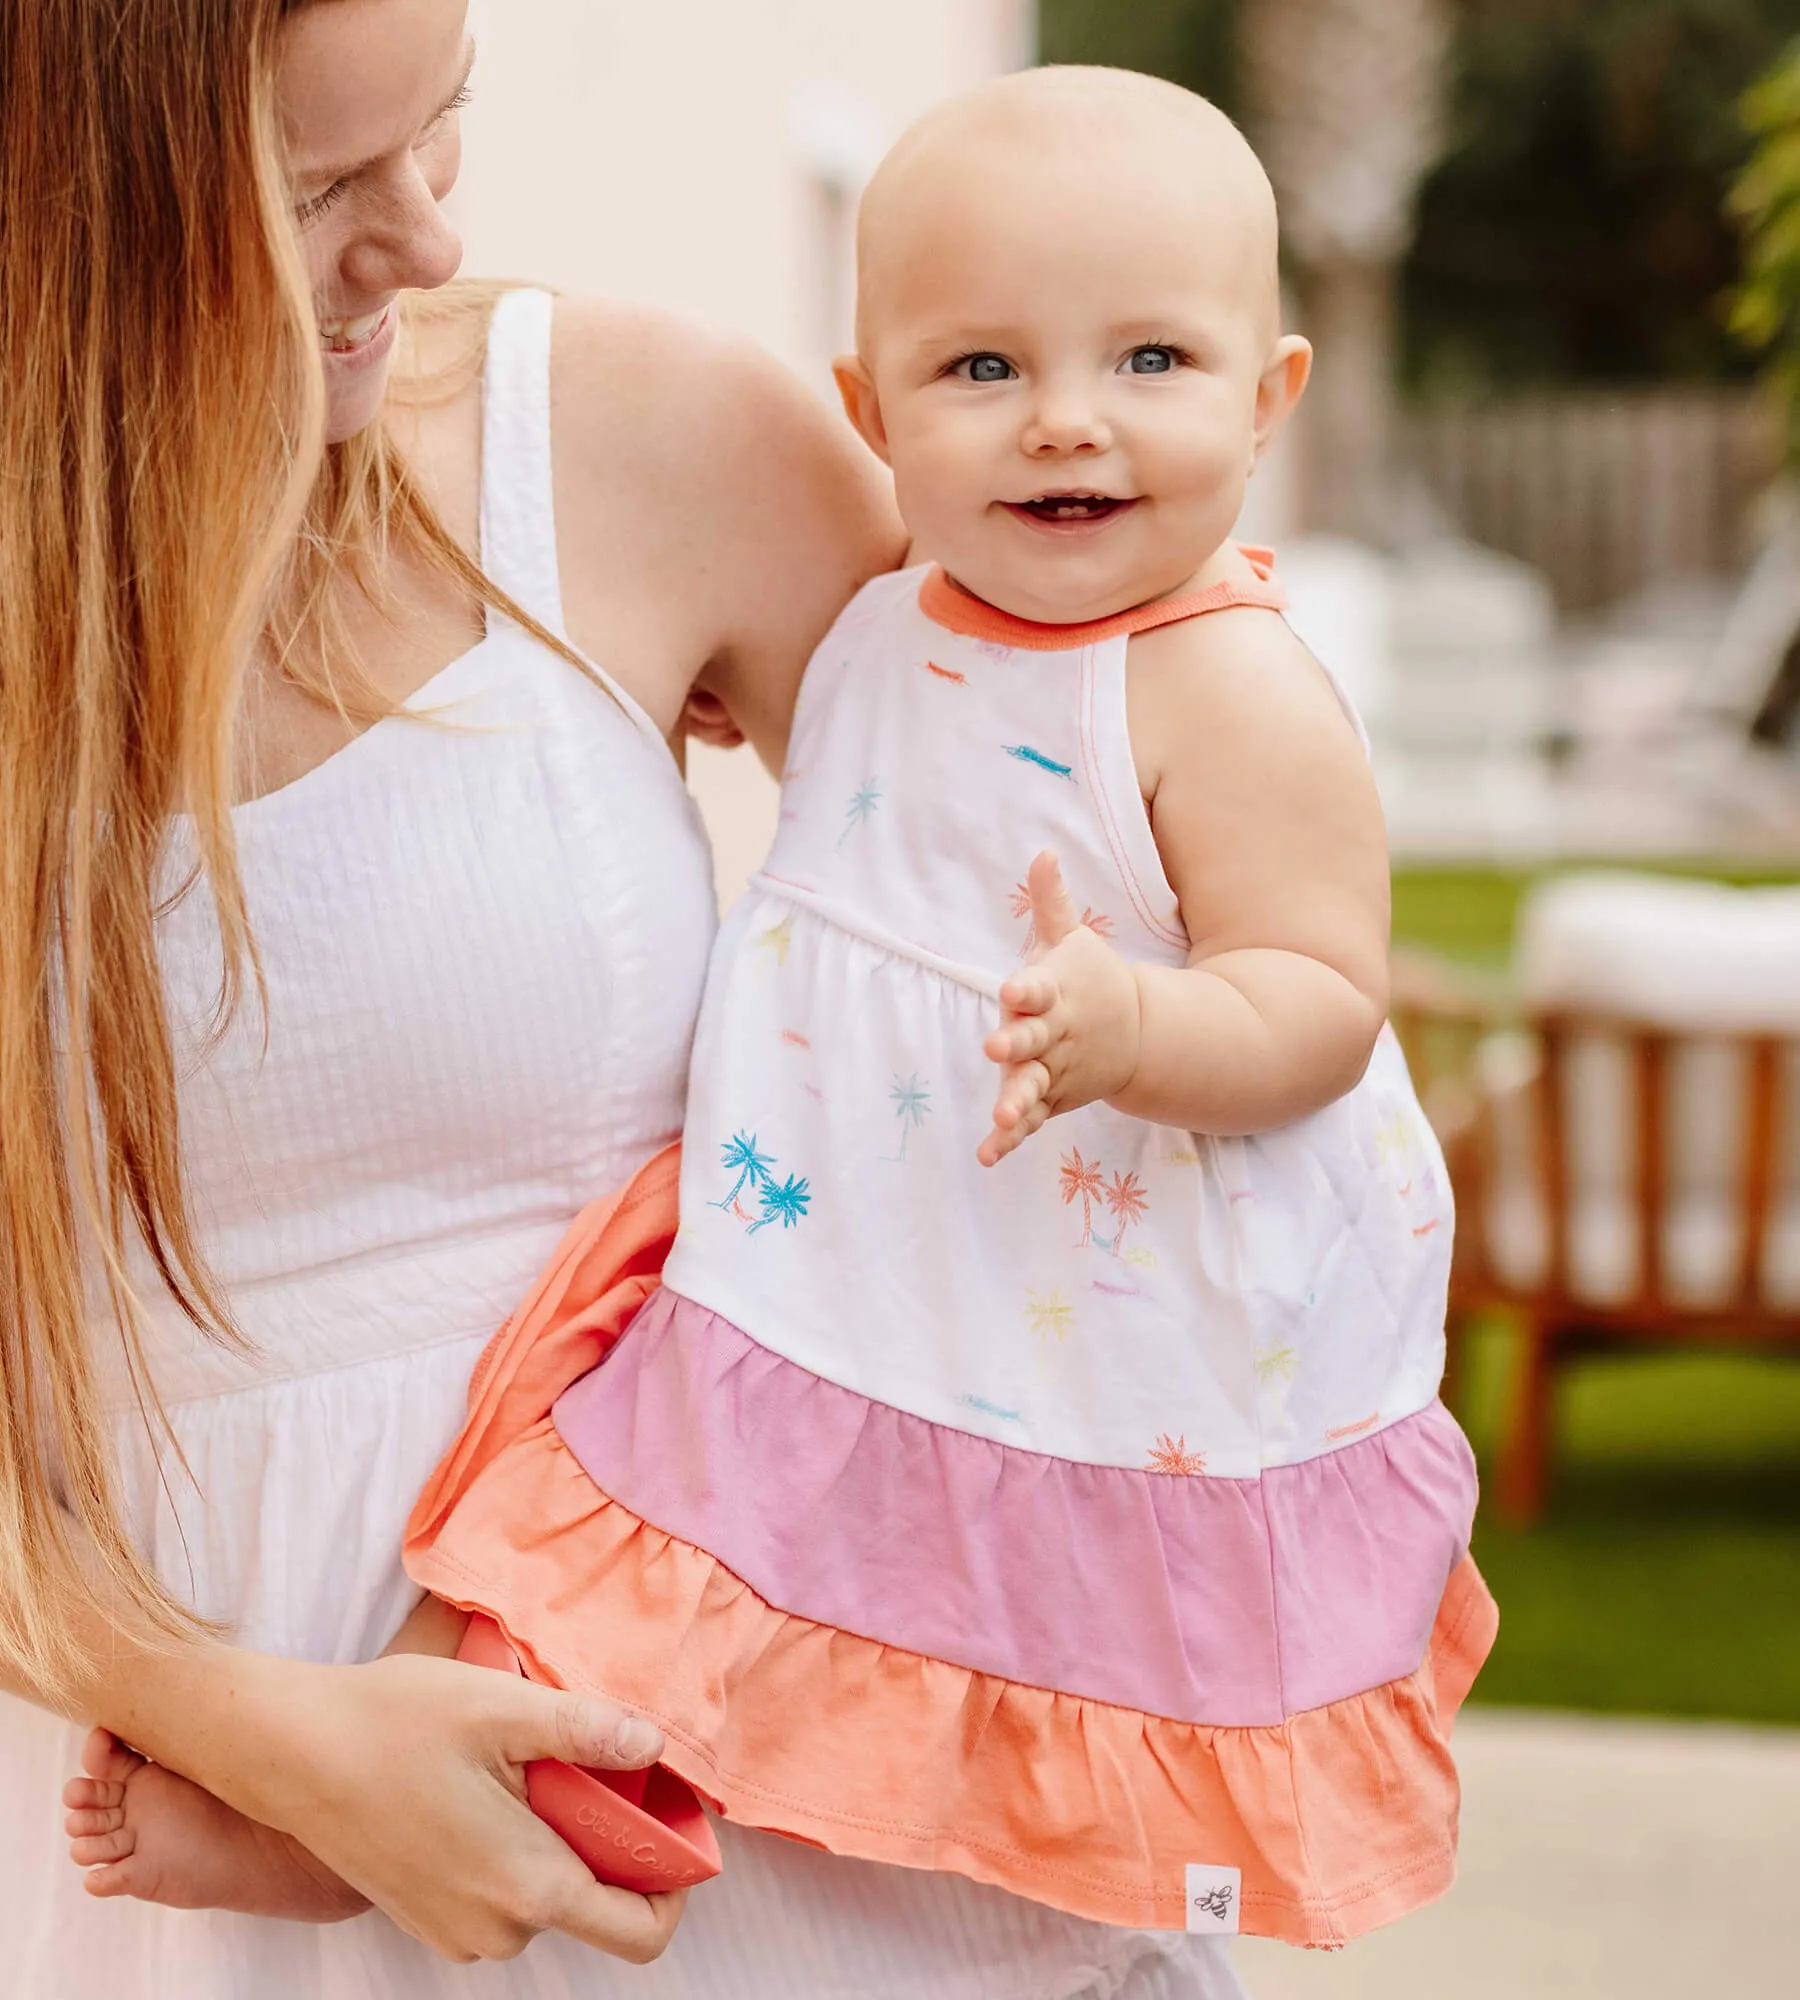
[1392,872,1800,1525]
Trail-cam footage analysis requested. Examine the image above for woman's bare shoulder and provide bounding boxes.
[548,296,889,526]
[548,296,904,732]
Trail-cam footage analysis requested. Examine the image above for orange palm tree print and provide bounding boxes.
[1059,1147,1104,1245]
[1146,1434,1207,1476]
[1104,1170,1148,1247]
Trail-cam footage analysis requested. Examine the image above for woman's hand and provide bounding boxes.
[106,1643,686,1964]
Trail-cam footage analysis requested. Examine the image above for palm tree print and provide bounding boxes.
[1146,1434,1208,1477]
[1059,1147,1104,1246]
[1024,1286,1076,1346]
[1255,1346,1299,1387]
[1103,1170,1149,1248]
[1010,881,1036,953]
[749,1173,812,1235]
[713,1131,776,1212]
[835,779,882,851]
[754,916,794,966]
[887,1074,932,1161]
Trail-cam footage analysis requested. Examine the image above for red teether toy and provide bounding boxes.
[457,1614,722,1895]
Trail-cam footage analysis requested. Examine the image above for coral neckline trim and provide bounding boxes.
[917,547,1285,652]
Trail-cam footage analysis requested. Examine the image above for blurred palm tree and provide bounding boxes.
[1240,0,1453,541]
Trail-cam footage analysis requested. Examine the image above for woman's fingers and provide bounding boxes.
[549,1883,688,1967]
[483,1674,665,1774]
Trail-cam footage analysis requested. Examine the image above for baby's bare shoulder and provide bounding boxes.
[1126,605,1363,799]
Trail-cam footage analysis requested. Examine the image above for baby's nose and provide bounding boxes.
[1021,390,1114,455]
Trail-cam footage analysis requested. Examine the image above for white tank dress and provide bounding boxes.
[0,291,1244,2000]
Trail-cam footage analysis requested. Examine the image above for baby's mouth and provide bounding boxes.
[1004,493,1141,530]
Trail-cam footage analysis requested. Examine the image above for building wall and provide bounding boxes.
[456,0,1036,379]
[451,3,1035,903]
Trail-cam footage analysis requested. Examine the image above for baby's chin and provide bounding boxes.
[939,533,1222,629]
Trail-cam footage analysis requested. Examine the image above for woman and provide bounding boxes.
[0,1,1249,1993]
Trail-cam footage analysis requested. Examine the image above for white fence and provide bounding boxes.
[1402,390,1782,612]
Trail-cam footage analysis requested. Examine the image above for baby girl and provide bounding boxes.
[67,66,1494,1946]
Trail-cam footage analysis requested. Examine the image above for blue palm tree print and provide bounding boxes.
[712,1131,775,1212]
[835,779,883,851]
[748,1173,812,1235]
[887,1074,932,1161]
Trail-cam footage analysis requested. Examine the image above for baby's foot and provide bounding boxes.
[63,1727,371,1922]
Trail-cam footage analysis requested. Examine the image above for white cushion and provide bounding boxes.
[1518,871,1800,1034]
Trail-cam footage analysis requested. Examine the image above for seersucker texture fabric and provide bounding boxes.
[410,541,1496,1945]
[0,289,1243,2000]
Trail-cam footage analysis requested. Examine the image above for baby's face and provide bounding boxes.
[843,138,1296,626]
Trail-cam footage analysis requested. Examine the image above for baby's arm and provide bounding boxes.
[980,608,1388,1161]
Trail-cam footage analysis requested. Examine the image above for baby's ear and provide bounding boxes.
[833,355,892,466]
[1253,336,1313,456]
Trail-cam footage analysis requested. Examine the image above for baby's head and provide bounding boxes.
[836,67,1311,626]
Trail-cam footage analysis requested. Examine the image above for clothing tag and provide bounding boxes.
[1185,1864,1242,1936]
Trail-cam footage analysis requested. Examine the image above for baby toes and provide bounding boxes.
[64,1800,127,1841]
[61,1774,125,1817]
[70,1824,137,1869]
[78,1725,145,1786]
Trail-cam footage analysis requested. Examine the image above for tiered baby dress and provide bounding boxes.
[407,551,1498,1950]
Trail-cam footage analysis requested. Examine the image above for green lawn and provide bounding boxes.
[1396,867,1800,1726]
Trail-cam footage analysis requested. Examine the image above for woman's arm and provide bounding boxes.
[23,1578,681,1963]
[549,300,907,770]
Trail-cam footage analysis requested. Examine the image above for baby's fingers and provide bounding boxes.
[998,967,1058,1018]
[978,1062,1051,1168]
[985,1011,1054,1066]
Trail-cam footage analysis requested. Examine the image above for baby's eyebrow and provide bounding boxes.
[913,327,1029,356]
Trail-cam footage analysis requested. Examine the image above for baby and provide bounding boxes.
[67,67,1494,1945]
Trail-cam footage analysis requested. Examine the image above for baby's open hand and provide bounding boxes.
[978,851,1143,1167]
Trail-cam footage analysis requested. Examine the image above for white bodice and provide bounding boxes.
[665,566,1455,1477]
[96,295,718,1418]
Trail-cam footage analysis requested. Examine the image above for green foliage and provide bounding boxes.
[1409,0,1800,391]
[1041,0,1800,390]
[1037,0,1241,112]
[1729,39,1800,447]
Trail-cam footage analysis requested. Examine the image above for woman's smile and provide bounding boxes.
[318,303,398,374]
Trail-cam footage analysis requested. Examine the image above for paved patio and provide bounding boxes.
[1233,1709,1800,2000]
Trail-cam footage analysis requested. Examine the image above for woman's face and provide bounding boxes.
[278,0,473,444]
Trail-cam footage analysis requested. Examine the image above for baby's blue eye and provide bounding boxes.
[1126,347,1178,375]
[960,354,1015,383]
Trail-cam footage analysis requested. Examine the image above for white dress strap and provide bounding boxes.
[480,288,566,638]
